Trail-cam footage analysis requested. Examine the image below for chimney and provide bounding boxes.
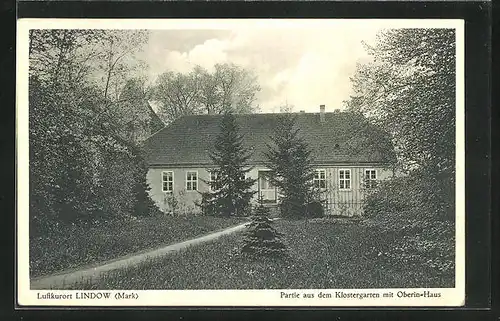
[319,105,325,123]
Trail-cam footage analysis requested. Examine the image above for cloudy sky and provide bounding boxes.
[141,25,382,113]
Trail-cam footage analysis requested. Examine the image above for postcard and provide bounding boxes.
[16,18,465,307]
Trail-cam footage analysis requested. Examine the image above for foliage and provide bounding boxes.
[362,173,455,283]
[152,63,261,124]
[151,71,200,122]
[199,111,257,217]
[30,215,246,278]
[346,28,455,182]
[240,199,288,259]
[364,173,454,221]
[128,144,161,217]
[264,113,317,218]
[347,29,455,260]
[92,30,149,102]
[28,29,160,230]
[163,192,180,216]
[305,201,325,218]
[162,190,198,216]
[29,29,148,101]
[362,176,412,218]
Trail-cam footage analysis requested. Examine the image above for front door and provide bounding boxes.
[258,171,277,203]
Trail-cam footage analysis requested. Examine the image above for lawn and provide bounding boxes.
[30,215,247,278]
[73,217,454,290]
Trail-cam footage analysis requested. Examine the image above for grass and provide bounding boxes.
[71,216,454,290]
[30,214,247,278]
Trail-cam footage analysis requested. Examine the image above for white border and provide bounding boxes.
[16,18,465,307]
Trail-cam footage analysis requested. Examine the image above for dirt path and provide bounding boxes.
[31,221,250,289]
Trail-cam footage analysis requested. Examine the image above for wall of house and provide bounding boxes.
[318,166,393,216]
[146,165,394,216]
[147,167,207,215]
[147,166,272,215]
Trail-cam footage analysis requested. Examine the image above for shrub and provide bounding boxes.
[279,200,324,219]
[362,173,455,277]
[364,173,454,222]
[305,201,325,218]
[363,176,415,219]
[198,193,215,216]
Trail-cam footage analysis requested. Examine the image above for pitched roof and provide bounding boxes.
[145,101,166,134]
[142,112,395,166]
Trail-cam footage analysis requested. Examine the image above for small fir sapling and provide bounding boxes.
[241,198,288,259]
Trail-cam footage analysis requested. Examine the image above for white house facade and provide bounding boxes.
[142,106,396,216]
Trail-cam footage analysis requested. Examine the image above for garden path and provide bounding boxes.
[31,221,250,289]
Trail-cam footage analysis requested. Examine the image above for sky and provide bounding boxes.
[141,25,383,113]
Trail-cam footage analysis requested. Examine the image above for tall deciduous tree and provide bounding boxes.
[92,30,149,103]
[152,63,261,124]
[206,63,261,114]
[28,29,158,228]
[346,28,455,214]
[346,28,455,178]
[264,113,316,218]
[200,111,256,217]
[152,71,202,123]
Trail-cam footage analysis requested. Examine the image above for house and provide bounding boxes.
[142,105,396,216]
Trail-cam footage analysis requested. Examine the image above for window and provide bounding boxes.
[186,171,198,191]
[162,171,173,193]
[208,170,217,192]
[313,169,326,189]
[364,169,377,188]
[258,170,276,203]
[259,172,274,190]
[339,169,351,190]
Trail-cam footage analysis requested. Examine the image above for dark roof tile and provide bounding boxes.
[143,112,394,166]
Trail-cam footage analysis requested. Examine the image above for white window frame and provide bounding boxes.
[364,169,377,189]
[313,169,327,190]
[162,171,174,193]
[186,170,198,191]
[338,168,351,191]
[208,170,218,192]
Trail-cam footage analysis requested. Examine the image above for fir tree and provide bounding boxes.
[264,113,317,218]
[200,110,256,217]
[241,197,288,259]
